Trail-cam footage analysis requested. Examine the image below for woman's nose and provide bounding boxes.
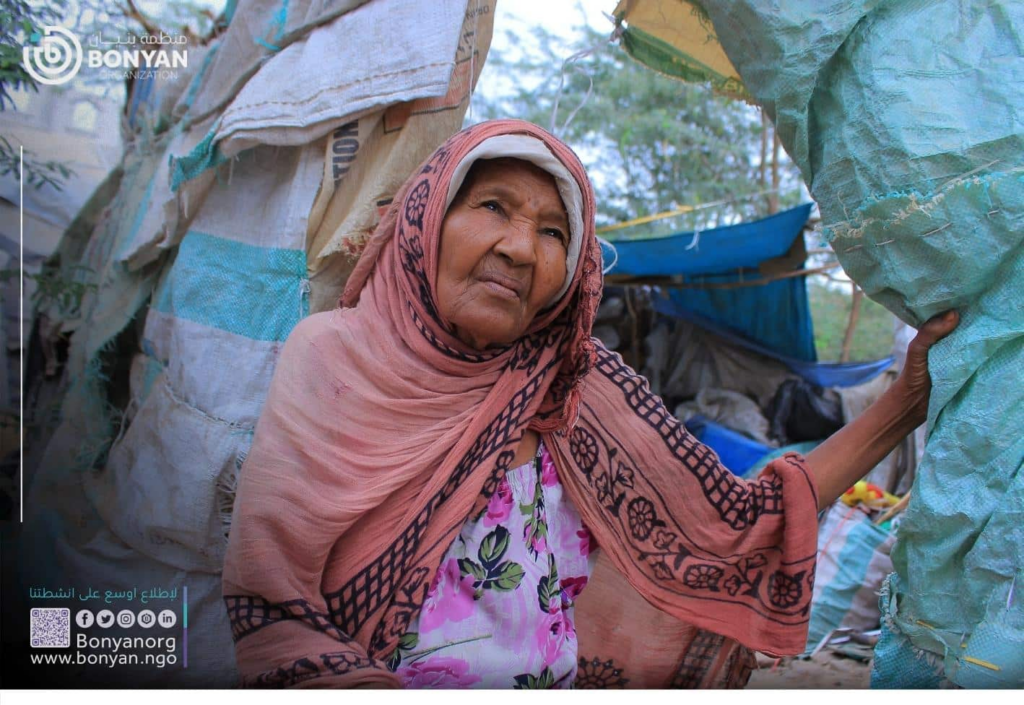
[493,217,538,266]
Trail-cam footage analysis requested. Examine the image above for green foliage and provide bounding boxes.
[473,22,804,230]
[809,281,894,362]
[0,0,68,111]
[0,134,72,191]
[0,264,97,318]
[31,264,97,316]
[1,1,75,191]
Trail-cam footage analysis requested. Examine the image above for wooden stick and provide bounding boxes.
[875,490,912,525]
[625,287,640,371]
[605,263,841,290]
[840,284,864,362]
[759,112,769,212]
[770,130,781,215]
[122,0,163,36]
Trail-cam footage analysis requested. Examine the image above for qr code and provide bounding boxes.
[30,608,70,648]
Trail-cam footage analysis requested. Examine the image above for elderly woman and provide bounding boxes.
[222,120,956,689]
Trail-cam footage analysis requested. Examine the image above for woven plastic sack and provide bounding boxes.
[805,504,894,654]
[694,0,1024,688]
[871,574,951,689]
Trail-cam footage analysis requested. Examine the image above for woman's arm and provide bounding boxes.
[805,310,958,510]
[547,314,952,656]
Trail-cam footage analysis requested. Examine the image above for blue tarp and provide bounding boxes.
[620,206,894,487]
[603,204,818,360]
[653,296,895,388]
[669,274,816,361]
[685,415,773,476]
[605,203,813,277]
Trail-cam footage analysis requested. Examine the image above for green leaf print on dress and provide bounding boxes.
[458,525,526,599]
[386,631,419,671]
[537,553,560,614]
[513,666,556,689]
[520,458,550,558]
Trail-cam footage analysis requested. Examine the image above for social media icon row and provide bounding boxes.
[76,609,176,629]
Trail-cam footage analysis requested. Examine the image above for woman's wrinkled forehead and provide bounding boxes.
[443,134,586,304]
[450,158,568,228]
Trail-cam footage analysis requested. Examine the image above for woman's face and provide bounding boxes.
[437,158,570,350]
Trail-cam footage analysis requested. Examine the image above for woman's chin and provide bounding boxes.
[453,319,524,351]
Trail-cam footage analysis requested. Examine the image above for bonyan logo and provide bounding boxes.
[22,26,83,86]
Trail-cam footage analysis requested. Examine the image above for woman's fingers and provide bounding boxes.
[912,310,959,351]
[898,311,959,424]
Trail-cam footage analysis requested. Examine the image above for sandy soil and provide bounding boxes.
[747,653,873,689]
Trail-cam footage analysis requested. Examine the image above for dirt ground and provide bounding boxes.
[747,653,873,689]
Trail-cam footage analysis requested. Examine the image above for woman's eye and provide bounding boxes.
[544,228,567,243]
[481,200,501,213]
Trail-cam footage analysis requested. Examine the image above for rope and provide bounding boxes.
[549,12,624,138]
[595,188,783,234]
[606,262,841,289]
[549,45,599,136]
[598,236,619,275]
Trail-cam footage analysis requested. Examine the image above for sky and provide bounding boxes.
[469,0,615,123]
[487,0,613,57]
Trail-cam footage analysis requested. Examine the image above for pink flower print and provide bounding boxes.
[419,559,475,632]
[398,656,481,689]
[560,575,588,603]
[534,610,576,667]
[540,451,559,487]
[530,532,548,556]
[483,478,513,527]
[577,527,594,558]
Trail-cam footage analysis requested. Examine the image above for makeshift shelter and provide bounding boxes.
[613,0,1023,688]
[606,203,818,361]
[14,0,494,687]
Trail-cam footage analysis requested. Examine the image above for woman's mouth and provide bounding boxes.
[477,272,525,301]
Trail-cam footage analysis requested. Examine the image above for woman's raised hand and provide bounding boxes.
[892,310,960,426]
[805,309,960,509]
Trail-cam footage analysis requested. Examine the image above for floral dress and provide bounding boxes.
[391,439,595,689]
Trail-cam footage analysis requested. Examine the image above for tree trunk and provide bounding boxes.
[840,284,864,362]
[760,111,770,213]
[769,129,781,214]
